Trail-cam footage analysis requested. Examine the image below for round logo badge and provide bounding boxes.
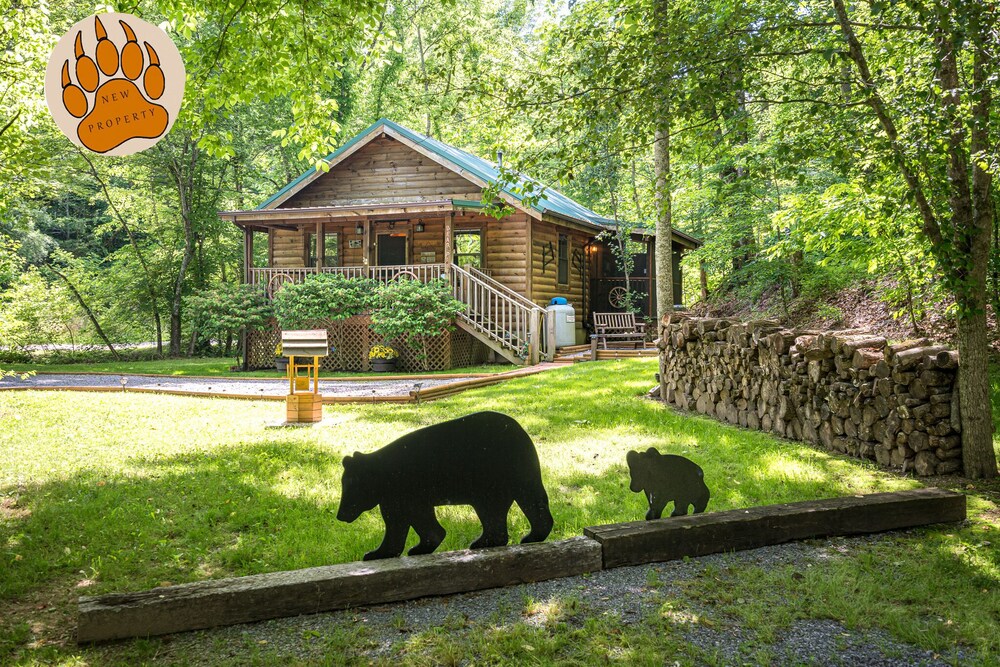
[44,13,184,155]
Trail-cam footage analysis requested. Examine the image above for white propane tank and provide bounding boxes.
[546,298,576,348]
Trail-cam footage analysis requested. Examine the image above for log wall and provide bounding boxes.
[657,315,962,476]
[531,220,591,343]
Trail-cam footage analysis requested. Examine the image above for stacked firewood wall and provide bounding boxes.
[657,315,962,476]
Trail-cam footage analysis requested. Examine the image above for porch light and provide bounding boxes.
[415,222,425,233]
[355,223,364,236]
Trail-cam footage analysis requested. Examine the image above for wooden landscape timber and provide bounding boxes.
[77,537,603,643]
[77,488,965,643]
[584,488,966,569]
[657,315,963,475]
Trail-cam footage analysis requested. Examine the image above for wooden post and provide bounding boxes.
[545,310,556,361]
[242,227,252,284]
[528,310,540,365]
[444,211,454,266]
[362,217,371,272]
[315,221,324,269]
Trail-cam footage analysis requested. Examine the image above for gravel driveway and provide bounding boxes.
[146,534,961,666]
[0,373,470,398]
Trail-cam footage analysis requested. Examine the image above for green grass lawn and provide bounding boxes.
[1,359,998,665]
[5,357,516,377]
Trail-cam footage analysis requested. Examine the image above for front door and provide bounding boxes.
[376,233,407,265]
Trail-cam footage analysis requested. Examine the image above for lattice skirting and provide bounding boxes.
[247,316,490,372]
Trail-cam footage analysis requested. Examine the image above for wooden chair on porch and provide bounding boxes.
[590,312,647,355]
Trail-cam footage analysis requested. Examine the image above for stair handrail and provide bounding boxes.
[467,266,541,313]
[450,263,546,364]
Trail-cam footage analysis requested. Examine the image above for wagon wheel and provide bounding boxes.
[390,269,419,282]
[267,273,294,298]
[608,286,629,309]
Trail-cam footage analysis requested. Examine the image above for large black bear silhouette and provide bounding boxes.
[627,448,710,520]
[337,411,554,560]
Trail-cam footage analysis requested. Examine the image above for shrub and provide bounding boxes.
[370,279,465,371]
[271,274,378,369]
[189,283,273,366]
[271,274,376,329]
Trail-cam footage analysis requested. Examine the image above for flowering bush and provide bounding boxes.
[368,345,398,361]
[274,343,282,357]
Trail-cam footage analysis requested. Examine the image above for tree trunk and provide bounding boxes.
[50,267,120,359]
[957,311,996,477]
[168,146,198,357]
[653,125,673,320]
[961,13,998,478]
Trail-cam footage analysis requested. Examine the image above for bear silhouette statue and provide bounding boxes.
[626,448,711,520]
[337,411,554,560]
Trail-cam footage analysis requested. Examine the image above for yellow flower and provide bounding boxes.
[369,345,398,360]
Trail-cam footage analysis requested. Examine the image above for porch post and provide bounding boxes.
[529,310,540,365]
[315,221,324,269]
[242,226,252,284]
[362,217,371,274]
[444,211,454,267]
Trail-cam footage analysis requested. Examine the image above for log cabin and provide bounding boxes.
[219,119,700,366]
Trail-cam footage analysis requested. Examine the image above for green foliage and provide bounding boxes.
[0,269,81,351]
[189,283,273,336]
[370,279,465,370]
[271,274,377,329]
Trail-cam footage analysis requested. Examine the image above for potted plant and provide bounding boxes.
[275,343,288,372]
[369,345,399,372]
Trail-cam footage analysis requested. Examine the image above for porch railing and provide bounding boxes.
[248,265,449,296]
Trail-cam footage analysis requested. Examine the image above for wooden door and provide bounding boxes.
[376,233,407,265]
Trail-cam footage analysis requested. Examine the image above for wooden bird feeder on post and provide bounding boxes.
[281,330,328,423]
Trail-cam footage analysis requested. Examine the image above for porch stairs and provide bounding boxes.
[449,264,550,366]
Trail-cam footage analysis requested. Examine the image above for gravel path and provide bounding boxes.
[149,534,964,666]
[0,373,469,398]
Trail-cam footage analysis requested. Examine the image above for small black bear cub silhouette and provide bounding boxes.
[337,411,553,560]
[627,447,710,520]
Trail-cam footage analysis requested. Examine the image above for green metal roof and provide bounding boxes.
[258,119,700,247]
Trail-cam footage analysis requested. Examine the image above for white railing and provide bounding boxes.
[369,264,449,283]
[248,265,449,296]
[468,266,538,311]
[450,263,546,364]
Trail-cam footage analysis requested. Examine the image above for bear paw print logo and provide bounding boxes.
[46,13,184,156]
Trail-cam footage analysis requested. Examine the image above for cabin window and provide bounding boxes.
[454,230,482,269]
[558,234,569,285]
[306,232,340,267]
